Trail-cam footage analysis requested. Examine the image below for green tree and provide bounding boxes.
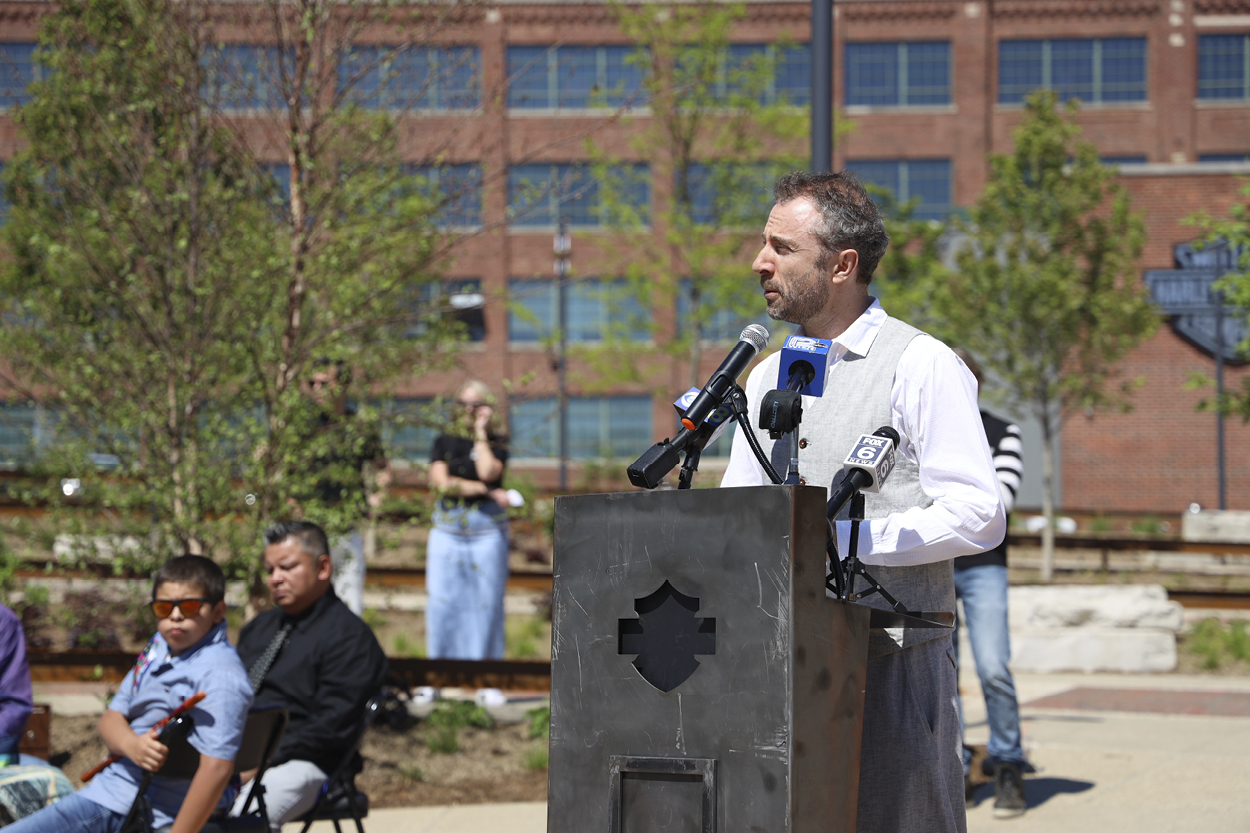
[1185,183,1250,420]
[591,1,815,389]
[0,0,464,590]
[933,91,1157,580]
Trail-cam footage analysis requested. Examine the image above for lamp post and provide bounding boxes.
[554,220,571,492]
[812,0,834,172]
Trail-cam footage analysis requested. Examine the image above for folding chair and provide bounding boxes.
[204,707,289,833]
[117,707,289,833]
[295,696,382,833]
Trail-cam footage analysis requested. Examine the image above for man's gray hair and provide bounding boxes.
[773,170,889,284]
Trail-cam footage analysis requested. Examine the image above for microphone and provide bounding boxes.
[672,387,734,447]
[826,426,901,518]
[680,324,770,430]
[774,335,832,396]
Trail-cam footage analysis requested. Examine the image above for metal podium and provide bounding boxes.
[548,485,871,833]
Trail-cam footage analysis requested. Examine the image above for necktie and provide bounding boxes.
[248,622,294,691]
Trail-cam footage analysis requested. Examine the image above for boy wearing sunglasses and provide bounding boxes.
[5,555,253,833]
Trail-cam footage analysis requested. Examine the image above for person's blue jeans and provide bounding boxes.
[954,563,1026,772]
[2,793,125,833]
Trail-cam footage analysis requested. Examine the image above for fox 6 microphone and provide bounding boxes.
[826,426,901,518]
[672,387,734,447]
[775,334,833,396]
[680,324,769,430]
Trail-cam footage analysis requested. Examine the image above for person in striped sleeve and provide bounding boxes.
[952,349,1030,819]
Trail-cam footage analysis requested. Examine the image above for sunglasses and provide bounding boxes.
[150,598,212,618]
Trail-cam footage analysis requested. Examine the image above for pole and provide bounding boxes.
[554,220,571,492]
[811,0,833,172]
[1215,291,1226,510]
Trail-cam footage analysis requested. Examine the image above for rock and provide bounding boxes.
[1182,509,1250,544]
[959,585,1184,674]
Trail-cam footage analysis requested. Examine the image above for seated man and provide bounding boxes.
[0,603,33,765]
[6,555,253,833]
[233,521,388,831]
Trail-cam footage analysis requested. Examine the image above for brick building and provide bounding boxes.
[2,0,1249,511]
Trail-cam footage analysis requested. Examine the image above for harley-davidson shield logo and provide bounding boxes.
[618,581,716,692]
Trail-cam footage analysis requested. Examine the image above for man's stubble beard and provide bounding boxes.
[765,265,830,326]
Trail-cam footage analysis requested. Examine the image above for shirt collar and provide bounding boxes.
[153,619,229,668]
[829,297,886,360]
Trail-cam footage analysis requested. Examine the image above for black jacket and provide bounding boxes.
[237,587,388,771]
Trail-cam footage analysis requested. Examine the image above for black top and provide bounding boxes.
[237,588,388,771]
[429,434,509,507]
[309,408,386,508]
[955,410,1023,571]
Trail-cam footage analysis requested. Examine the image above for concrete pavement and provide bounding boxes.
[292,668,1250,833]
[37,670,1250,832]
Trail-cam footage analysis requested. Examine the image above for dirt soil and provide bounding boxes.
[49,713,548,808]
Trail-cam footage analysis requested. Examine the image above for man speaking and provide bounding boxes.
[721,171,1006,833]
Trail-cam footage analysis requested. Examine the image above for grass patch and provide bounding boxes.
[391,633,425,658]
[1183,618,1250,670]
[422,699,494,754]
[426,725,459,754]
[361,608,388,630]
[506,615,548,659]
[525,705,550,740]
[398,764,425,782]
[523,744,549,771]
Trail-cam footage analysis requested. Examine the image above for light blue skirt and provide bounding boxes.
[425,502,509,660]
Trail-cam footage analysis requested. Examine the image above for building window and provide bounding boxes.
[844,159,952,221]
[682,162,778,226]
[508,278,648,343]
[1200,153,1250,163]
[405,278,485,342]
[1100,155,1148,166]
[845,41,951,107]
[508,163,649,229]
[676,279,782,345]
[339,46,480,110]
[510,396,653,459]
[1198,34,1250,100]
[717,43,811,106]
[999,38,1147,104]
[380,398,440,463]
[0,43,39,108]
[507,45,647,109]
[411,164,483,228]
[0,401,48,467]
[206,45,287,110]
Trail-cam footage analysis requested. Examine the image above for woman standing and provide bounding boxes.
[425,380,511,660]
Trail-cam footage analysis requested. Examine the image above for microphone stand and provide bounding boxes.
[676,442,703,490]
[726,385,783,485]
[827,493,912,615]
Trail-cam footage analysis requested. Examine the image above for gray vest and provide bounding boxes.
[743,316,955,657]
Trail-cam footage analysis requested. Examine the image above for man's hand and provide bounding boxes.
[126,730,169,773]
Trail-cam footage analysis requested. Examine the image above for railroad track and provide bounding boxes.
[27,650,555,692]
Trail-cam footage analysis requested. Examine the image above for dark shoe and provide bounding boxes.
[965,774,977,807]
[992,761,1026,819]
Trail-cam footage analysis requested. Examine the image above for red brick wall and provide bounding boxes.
[1064,170,1250,512]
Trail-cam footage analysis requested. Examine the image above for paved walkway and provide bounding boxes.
[294,668,1250,833]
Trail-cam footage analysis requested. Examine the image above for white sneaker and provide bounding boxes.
[475,687,507,707]
[414,686,439,705]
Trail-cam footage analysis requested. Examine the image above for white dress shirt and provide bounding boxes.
[720,300,1006,567]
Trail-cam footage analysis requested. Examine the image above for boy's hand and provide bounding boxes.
[127,730,169,772]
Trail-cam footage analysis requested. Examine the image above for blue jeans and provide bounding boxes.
[2,793,125,833]
[954,563,1026,771]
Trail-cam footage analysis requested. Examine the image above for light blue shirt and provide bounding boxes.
[78,621,253,828]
